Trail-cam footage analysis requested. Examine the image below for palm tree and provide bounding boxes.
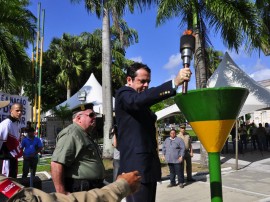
[52,104,73,129]
[255,0,270,55]
[70,0,157,158]
[0,0,36,93]
[111,19,139,90]
[205,48,223,76]
[80,22,138,92]
[156,0,269,166]
[157,0,269,88]
[22,26,136,112]
[49,33,83,99]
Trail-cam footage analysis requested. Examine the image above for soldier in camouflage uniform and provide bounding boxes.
[0,171,141,202]
[0,101,141,202]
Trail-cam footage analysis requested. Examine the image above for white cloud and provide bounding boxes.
[163,53,181,69]
[129,56,143,63]
[249,68,270,81]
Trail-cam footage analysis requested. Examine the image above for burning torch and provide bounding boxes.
[180,31,195,94]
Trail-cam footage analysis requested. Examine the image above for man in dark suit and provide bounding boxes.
[115,62,191,202]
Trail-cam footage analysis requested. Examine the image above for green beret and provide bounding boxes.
[72,103,94,114]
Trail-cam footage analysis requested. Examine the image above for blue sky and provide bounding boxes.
[28,1,270,90]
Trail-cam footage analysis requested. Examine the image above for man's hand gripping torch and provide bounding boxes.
[180,32,195,94]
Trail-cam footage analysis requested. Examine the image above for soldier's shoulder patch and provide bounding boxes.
[0,179,22,199]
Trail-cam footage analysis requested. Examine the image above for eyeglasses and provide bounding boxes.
[136,78,151,84]
[80,112,96,118]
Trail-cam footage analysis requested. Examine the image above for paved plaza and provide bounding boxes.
[156,141,270,202]
[32,141,270,201]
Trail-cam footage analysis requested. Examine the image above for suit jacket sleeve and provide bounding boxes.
[116,80,176,111]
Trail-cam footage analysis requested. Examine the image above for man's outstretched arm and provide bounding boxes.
[1,171,141,202]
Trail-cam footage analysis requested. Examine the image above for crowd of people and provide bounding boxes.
[0,101,141,201]
[1,61,270,202]
[229,121,270,154]
[0,62,193,201]
[0,102,43,180]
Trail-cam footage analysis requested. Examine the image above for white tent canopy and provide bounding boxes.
[156,52,270,120]
[156,104,180,121]
[207,52,270,117]
[45,73,113,117]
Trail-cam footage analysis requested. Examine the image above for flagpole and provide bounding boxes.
[37,8,45,138]
[31,43,35,121]
[33,2,41,124]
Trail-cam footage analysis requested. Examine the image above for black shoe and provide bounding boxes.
[179,183,184,188]
[187,178,196,182]
[167,184,176,188]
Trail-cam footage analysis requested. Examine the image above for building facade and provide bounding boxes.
[250,79,270,125]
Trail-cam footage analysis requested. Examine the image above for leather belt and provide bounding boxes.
[65,178,104,192]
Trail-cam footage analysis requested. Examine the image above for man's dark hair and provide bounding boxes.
[126,62,151,80]
[25,127,35,133]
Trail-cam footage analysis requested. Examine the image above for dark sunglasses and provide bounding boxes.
[88,112,96,118]
[136,78,151,84]
[80,112,96,118]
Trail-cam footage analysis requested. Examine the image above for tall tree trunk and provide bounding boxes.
[67,80,71,99]
[102,7,113,158]
[194,28,208,167]
[194,29,207,89]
